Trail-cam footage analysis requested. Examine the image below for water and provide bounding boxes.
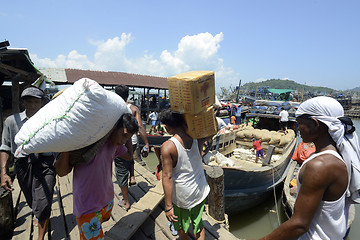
[142,119,360,239]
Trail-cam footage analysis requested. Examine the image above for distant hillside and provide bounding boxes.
[241,79,335,94]
[347,86,360,92]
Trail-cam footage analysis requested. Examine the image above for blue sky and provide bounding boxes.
[2,0,360,91]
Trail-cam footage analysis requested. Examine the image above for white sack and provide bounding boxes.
[15,78,129,156]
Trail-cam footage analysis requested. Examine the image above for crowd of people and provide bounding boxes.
[1,85,360,240]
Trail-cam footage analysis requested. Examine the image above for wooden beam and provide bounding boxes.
[0,63,30,76]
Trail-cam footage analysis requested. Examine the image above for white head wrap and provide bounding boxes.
[296,96,360,203]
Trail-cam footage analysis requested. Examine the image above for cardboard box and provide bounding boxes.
[167,71,215,114]
[184,107,217,139]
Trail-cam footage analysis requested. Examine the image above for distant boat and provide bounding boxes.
[282,161,356,237]
[138,133,171,147]
[204,114,298,214]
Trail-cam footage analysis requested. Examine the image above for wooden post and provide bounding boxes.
[12,78,20,114]
[206,166,225,222]
[0,188,14,239]
[157,89,160,111]
[262,145,275,166]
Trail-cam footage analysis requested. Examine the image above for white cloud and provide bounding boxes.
[31,32,238,88]
[31,50,95,69]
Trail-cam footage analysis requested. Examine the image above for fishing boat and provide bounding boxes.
[282,161,356,236]
[138,133,171,147]
[204,114,298,214]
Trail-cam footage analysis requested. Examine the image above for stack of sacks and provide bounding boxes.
[235,128,294,148]
[15,78,130,158]
[278,129,295,147]
[167,71,217,139]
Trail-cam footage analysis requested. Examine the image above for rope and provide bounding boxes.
[272,166,281,226]
[204,204,228,225]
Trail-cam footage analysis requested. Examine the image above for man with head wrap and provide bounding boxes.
[260,96,360,240]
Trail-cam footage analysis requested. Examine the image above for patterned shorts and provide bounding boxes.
[76,200,114,240]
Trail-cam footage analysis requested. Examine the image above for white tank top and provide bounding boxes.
[297,150,349,240]
[127,103,138,145]
[170,137,210,209]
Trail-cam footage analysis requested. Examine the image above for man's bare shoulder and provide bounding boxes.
[162,139,175,152]
[301,152,347,184]
[129,104,139,114]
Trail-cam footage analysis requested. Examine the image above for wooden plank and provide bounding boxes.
[133,161,157,184]
[105,211,149,240]
[149,205,178,239]
[105,182,164,239]
[57,174,80,240]
[12,191,32,240]
[48,184,67,240]
[201,211,238,240]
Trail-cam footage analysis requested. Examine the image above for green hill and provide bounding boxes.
[241,79,335,94]
[347,86,360,92]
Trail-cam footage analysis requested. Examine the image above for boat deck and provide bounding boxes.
[10,161,239,240]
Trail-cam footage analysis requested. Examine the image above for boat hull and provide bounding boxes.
[138,134,171,147]
[220,133,297,215]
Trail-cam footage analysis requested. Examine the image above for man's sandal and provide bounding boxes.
[118,199,130,211]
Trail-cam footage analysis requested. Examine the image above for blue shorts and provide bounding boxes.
[151,120,157,127]
[256,149,264,157]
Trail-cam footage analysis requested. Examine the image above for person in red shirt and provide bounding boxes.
[291,141,316,164]
[252,138,264,163]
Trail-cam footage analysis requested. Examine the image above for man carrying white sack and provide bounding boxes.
[260,96,360,240]
[0,87,56,240]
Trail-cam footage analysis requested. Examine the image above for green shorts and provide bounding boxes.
[173,199,206,234]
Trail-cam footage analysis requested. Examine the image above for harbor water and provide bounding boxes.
[143,119,360,239]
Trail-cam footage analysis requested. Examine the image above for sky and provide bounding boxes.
[2,0,360,92]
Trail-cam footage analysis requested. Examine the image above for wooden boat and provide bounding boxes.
[282,161,356,236]
[138,133,171,147]
[204,114,298,215]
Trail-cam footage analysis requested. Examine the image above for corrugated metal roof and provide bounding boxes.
[65,68,168,89]
[39,67,67,83]
[38,67,169,89]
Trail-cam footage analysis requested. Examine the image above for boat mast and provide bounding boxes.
[236,79,241,103]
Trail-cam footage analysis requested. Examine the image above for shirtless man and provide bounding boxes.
[261,96,360,240]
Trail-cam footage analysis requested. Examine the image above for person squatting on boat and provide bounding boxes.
[55,113,138,240]
[0,87,56,240]
[260,96,360,240]
[114,84,150,211]
[160,109,211,240]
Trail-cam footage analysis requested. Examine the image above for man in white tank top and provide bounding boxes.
[160,109,210,240]
[261,96,360,240]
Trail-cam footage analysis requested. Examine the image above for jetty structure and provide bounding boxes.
[7,161,238,240]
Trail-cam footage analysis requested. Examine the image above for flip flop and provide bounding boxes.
[129,181,137,186]
[168,221,178,236]
[118,199,130,211]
